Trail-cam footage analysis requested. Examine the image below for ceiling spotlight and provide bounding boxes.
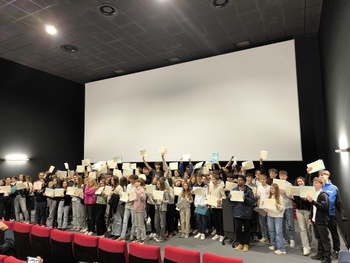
[211,0,231,9]
[234,40,251,48]
[167,57,181,63]
[97,3,119,17]
[45,25,57,35]
[114,69,126,74]
[60,44,79,53]
[5,154,29,161]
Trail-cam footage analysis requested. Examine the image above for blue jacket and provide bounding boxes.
[229,185,256,220]
[322,180,345,218]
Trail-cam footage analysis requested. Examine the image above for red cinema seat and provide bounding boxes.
[50,229,74,263]
[202,252,243,263]
[30,225,53,263]
[3,256,25,263]
[98,238,128,263]
[12,222,32,260]
[73,233,99,263]
[164,245,200,263]
[0,255,8,263]
[128,242,161,263]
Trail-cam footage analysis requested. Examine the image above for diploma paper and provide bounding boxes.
[192,187,203,196]
[206,195,219,207]
[75,188,84,198]
[202,167,209,175]
[212,152,219,163]
[123,169,133,177]
[89,172,97,179]
[248,185,257,195]
[176,198,187,209]
[57,170,67,179]
[45,188,54,197]
[205,161,212,169]
[120,192,129,202]
[98,165,107,173]
[0,186,11,194]
[129,191,136,201]
[300,186,316,199]
[273,179,287,190]
[140,149,147,157]
[16,181,27,190]
[113,169,122,177]
[122,163,130,170]
[82,159,90,166]
[54,188,64,197]
[104,186,112,196]
[307,159,325,173]
[194,162,203,169]
[260,150,268,159]
[145,184,155,194]
[114,157,122,163]
[233,157,237,165]
[169,162,178,170]
[262,198,276,210]
[182,154,191,161]
[76,165,85,173]
[33,181,43,190]
[159,146,167,154]
[49,165,55,173]
[64,162,69,169]
[87,166,92,172]
[152,190,164,200]
[130,163,137,170]
[107,160,116,168]
[230,190,244,202]
[173,186,182,196]
[242,161,255,170]
[95,187,104,195]
[66,187,76,195]
[225,182,237,191]
[286,186,300,196]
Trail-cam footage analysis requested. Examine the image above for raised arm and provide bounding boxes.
[142,156,153,171]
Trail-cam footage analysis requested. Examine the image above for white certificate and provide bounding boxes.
[169,162,178,170]
[49,165,55,173]
[75,188,84,198]
[89,172,97,179]
[242,161,255,170]
[192,187,202,196]
[123,169,133,177]
[45,188,54,197]
[57,170,67,179]
[182,154,191,161]
[114,157,122,163]
[248,185,257,195]
[145,184,155,194]
[176,198,187,209]
[122,163,130,170]
[159,146,167,154]
[140,149,147,157]
[64,162,69,169]
[104,186,112,196]
[66,187,76,196]
[82,159,90,166]
[173,186,182,196]
[129,191,136,201]
[262,198,276,210]
[76,165,85,173]
[0,186,11,194]
[54,188,64,197]
[300,186,316,199]
[95,187,104,195]
[205,161,212,169]
[286,186,300,196]
[120,192,129,202]
[194,162,203,169]
[225,182,237,191]
[260,150,268,159]
[98,165,107,173]
[33,181,43,190]
[153,190,164,200]
[273,179,286,190]
[113,169,122,177]
[107,160,116,168]
[16,181,27,190]
[206,195,219,207]
[307,159,325,173]
[230,190,244,202]
[130,163,137,170]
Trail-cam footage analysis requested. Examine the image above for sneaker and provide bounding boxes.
[98,234,105,238]
[275,250,286,255]
[184,235,189,239]
[211,229,216,236]
[155,237,164,242]
[80,228,88,233]
[129,235,135,241]
[331,251,339,261]
[290,239,295,248]
[132,240,140,243]
[87,231,93,236]
[168,233,173,238]
[303,247,311,256]
[149,233,155,238]
[116,236,125,241]
[200,234,205,240]
[259,237,269,243]
[235,244,243,250]
[212,234,219,241]
[243,244,249,252]
[269,246,275,251]
[219,236,224,242]
[194,233,201,239]
[311,254,323,260]
[140,239,147,245]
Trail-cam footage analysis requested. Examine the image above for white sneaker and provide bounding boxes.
[269,246,275,251]
[80,228,88,233]
[303,247,311,256]
[149,233,155,238]
[219,236,224,242]
[87,231,93,236]
[194,233,201,239]
[211,229,216,236]
[200,234,205,240]
[212,234,219,240]
[275,250,286,255]
[259,237,269,243]
[290,240,295,248]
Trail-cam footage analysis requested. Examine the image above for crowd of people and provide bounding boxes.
[0,154,347,263]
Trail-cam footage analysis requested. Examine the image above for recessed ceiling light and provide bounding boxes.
[211,0,231,9]
[234,40,251,48]
[60,44,79,53]
[114,69,126,74]
[97,3,119,17]
[167,57,181,63]
[45,25,57,35]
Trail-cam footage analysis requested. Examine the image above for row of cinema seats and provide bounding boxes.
[0,220,243,263]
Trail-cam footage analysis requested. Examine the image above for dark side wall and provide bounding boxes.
[0,57,84,179]
[318,0,350,246]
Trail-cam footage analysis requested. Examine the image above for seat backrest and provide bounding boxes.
[129,242,161,263]
[339,251,350,263]
[30,225,52,237]
[73,233,99,263]
[12,223,32,260]
[98,239,128,263]
[3,256,25,263]
[164,245,200,263]
[0,255,8,263]
[202,252,243,263]
[50,230,74,263]
[30,225,53,263]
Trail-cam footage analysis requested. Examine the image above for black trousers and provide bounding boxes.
[95,204,107,235]
[328,216,340,251]
[212,208,224,236]
[234,218,251,245]
[147,203,156,233]
[86,203,96,232]
[0,196,11,220]
[313,223,331,262]
[166,204,175,233]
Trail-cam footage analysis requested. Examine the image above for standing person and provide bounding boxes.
[149,178,169,242]
[133,179,147,244]
[306,177,331,263]
[291,176,312,256]
[209,174,226,242]
[117,174,138,241]
[0,177,12,220]
[71,175,86,231]
[142,155,164,178]
[278,170,296,248]
[177,182,193,238]
[318,170,347,260]
[57,180,71,230]
[230,175,256,252]
[147,176,158,239]
[95,179,108,237]
[256,174,270,243]
[45,177,61,228]
[14,174,30,223]
[265,183,286,255]
[84,178,98,235]
[109,176,123,239]
[33,172,47,226]
[192,174,208,241]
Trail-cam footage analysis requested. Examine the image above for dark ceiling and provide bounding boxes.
[0,0,323,84]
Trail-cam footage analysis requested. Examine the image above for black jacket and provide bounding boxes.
[309,191,329,225]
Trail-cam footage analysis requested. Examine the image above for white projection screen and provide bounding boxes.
[85,40,302,163]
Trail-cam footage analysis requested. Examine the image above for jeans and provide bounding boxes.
[195,213,206,234]
[180,207,191,235]
[283,208,295,241]
[267,216,285,252]
[155,209,166,239]
[46,198,58,227]
[121,207,135,238]
[57,201,69,228]
[72,199,86,229]
[259,214,269,238]
[14,195,29,222]
[296,209,311,249]
[111,204,124,236]
[135,212,146,241]
[35,201,47,225]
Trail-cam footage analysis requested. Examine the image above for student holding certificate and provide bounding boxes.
[109,176,124,239]
[57,180,71,231]
[133,179,147,244]
[33,172,47,226]
[45,178,61,228]
[192,174,208,241]
[0,177,12,221]
[71,175,86,232]
[84,178,98,236]
[95,179,108,237]
[230,175,256,252]
[177,182,193,238]
[14,174,30,223]
[264,183,286,255]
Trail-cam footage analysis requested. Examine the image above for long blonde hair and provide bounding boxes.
[181,182,192,199]
[268,183,281,204]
